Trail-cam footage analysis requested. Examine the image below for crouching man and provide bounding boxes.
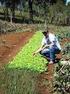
[33,27,61,64]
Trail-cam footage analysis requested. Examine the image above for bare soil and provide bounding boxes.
[0,31,34,68]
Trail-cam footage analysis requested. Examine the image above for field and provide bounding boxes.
[0,25,70,94]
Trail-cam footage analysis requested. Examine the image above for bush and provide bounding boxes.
[53,63,70,94]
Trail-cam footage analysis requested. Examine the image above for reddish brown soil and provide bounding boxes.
[60,38,70,46]
[37,64,54,94]
[0,31,34,67]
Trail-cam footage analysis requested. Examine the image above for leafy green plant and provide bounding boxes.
[7,31,47,72]
[53,63,70,94]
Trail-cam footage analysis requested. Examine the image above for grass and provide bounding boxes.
[0,68,38,94]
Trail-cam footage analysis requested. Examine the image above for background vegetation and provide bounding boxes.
[0,0,70,25]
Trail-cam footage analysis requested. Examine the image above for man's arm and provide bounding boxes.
[42,44,50,50]
[33,45,43,56]
[33,44,49,56]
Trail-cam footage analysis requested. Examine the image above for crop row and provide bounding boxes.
[7,31,47,72]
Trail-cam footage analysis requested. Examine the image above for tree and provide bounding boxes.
[1,0,21,23]
[9,0,20,23]
[28,0,33,22]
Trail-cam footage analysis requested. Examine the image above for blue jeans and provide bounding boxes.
[40,46,61,62]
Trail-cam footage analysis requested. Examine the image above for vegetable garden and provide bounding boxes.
[0,25,70,94]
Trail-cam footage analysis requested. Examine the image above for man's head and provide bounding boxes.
[42,27,49,37]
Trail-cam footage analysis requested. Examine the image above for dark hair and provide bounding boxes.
[42,30,49,34]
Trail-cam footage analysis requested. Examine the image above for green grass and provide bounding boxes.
[6,31,47,72]
[0,68,39,94]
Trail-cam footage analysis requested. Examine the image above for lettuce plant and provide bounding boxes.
[7,31,47,72]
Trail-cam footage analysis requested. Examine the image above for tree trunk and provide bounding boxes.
[4,7,9,21]
[12,2,15,21]
[67,16,70,25]
[10,2,15,23]
[43,1,47,17]
[20,0,23,17]
[10,9,13,24]
[12,8,15,20]
[28,0,33,23]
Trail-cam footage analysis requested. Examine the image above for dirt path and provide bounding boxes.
[0,31,34,68]
[36,64,54,94]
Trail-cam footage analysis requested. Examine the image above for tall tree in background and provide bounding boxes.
[9,0,20,23]
[0,0,69,25]
[1,0,20,23]
[28,0,33,22]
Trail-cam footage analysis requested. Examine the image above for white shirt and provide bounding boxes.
[42,33,61,50]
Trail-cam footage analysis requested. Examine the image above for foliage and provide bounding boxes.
[0,0,70,25]
[0,68,38,94]
[54,26,70,60]
[53,63,70,94]
[47,2,70,25]
[55,27,70,40]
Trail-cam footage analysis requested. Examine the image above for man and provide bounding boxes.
[33,27,61,64]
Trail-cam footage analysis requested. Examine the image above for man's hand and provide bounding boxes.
[32,46,43,56]
[32,52,37,56]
